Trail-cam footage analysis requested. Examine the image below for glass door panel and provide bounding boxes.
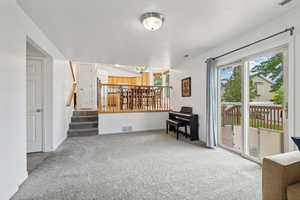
[219,65,243,152]
[247,52,285,160]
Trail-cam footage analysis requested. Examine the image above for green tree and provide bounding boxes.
[272,88,284,104]
[222,67,257,102]
[251,53,284,104]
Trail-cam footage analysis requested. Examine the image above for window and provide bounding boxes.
[153,73,163,86]
[255,82,264,96]
[218,48,288,162]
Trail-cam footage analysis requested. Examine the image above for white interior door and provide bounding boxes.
[27,58,43,153]
[77,63,97,109]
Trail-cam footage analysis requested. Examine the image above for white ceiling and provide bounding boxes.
[18,0,297,68]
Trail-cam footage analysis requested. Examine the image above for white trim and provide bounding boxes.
[241,154,261,165]
[217,67,222,150]
[218,144,261,164]
[5,170,28,200]
[287,36,296,151]
[218,143,242,155]
[99,129,165,136]
[216,36,295,162]
[242,61,249,155]
[42,57,53,152]
[12,170,29,199]
[53,135,67,150]
[26,38,54,153]
[18,170,28,187]
[5,186,19,200]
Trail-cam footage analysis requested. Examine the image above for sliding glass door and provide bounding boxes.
[246,51,287,160]
[219,64,243,152]
[218,47,288,161]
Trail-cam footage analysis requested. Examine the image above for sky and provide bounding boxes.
[220,53,277,82]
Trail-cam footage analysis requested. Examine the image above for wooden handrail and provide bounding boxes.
[100,110,171,114]
[66,60,77,107]
[69,60,76,82]
[66,82,77,107]
[100,83,172,88]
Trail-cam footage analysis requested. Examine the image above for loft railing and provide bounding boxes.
[98,81,172,113]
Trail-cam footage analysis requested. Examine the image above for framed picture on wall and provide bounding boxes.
[182,77,191,97]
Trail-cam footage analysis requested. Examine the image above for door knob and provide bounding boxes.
[36,109,42,113]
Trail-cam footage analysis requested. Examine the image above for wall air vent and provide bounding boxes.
[279,0,293,6]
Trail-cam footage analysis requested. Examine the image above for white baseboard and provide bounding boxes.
[53,135,67,150]
[6,170,28,200]
[5,185,19,200]
[99,129,165,135]
[18,170,28,186]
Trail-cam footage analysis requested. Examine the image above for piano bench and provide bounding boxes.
[166,119,188,140]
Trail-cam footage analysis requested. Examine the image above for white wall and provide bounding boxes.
[171,5,300,144]
[96,64,140,83]
[99,112,168,135]
[0,1,72,199]
[52,59,73,149]
[96,63,167,85]
[97,64,140,76]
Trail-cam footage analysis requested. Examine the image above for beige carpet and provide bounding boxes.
[12,131,261,200]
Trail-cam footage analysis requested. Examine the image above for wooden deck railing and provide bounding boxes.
[222,103,284,130]
[98,81,172,113]
[249,105,283,130]
[221,104,241,126]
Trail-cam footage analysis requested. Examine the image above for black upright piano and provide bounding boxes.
[169,107,199,141]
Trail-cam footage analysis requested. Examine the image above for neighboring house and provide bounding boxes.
[252,75,276,102]
[220,75,276,103]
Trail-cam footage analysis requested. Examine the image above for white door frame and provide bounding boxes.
[26,37,53,152]
[216,36,296,162]
[26,56,45,152]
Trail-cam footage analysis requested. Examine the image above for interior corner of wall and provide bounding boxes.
[53,135,67,151]
[18,170,28,186]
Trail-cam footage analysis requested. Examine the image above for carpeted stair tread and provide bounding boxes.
[72,115,98,119]
[68,128,98,132]
[73,110,98,117]
[70,121,98,125]
[67,128,98,137]
[68,110,99,137]
[71,115,98,122]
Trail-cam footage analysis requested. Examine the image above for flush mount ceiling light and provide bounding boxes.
[141,12,165,31]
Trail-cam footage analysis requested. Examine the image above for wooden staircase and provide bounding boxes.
[68,110,98,137]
